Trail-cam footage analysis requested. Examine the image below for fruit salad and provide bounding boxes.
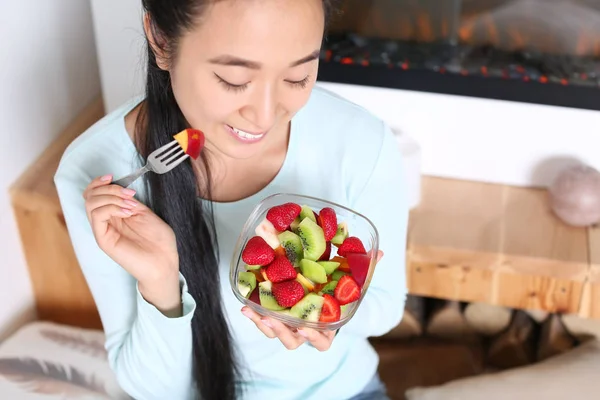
[236,202,373,324]
[173,128,205,160]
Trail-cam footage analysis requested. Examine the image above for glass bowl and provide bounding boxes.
[229,193,379,331]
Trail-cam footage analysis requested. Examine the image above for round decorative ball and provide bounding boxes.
[549,164,600,227]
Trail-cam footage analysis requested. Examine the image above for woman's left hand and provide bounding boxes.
[241,250,384,350]
[242,307,336,351]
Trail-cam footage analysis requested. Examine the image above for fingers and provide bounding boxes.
[241,307,337,351]
[297,328,336,351]
[89,204,134,239]
[262,318,306,350]
[241,307,277,339]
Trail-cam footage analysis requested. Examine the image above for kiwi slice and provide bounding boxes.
[245,264,261,271]
[331,222,349,246]
[278,231,303,266]
[318,280,338,296]
[290,293,325,322]
[331,270,348,281]
[300,205,317,223]
[317,261,340,275]
[238,271,257,298]
[297,218,326,261]
[258,281,286,311]
[300,259,328,283]
[290,216,301,232]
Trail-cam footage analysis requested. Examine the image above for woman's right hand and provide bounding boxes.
[83,174,182,315]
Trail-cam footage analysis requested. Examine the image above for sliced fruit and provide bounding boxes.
[272,280,305,308]
[173,128,205,160]
[334,275,361,305]
[319,294,341,322]
[265,255,297,283]
[318,241,332,261]
[317,207,338,241]
[317,260,340,275]
[266,202,302,231]
[299,259,328,284]
[290,293,325,322]
[331,270,348,281]
[258,281,286,311]
[251,269,265,283]
[331,222,349,246]
[290,216,301,231]
[255,219,281,249]
[249,287,261,305]
[237,271,257,298]
[318,280,339,296]
[337,236,367,257]
[331,256,350,272]
[346,253,371,287]
[274,246,287,258]
[245,264,261,271]
[260,268,269,282]
[297,218,326,261]
[277,231,303,266]
[299,205,316,223]
[295,273,315,292]
[242,236,275,266]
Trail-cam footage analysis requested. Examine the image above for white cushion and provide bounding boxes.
[0,321,130,399]
[405,338,600,400]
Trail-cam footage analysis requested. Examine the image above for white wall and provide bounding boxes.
[0,1,101,340]
[90,0,145,113]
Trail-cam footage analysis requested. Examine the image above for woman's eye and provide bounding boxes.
[214,73,248,93]
[286,75,310,89]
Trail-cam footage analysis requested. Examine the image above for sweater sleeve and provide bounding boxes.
[340,121,409,338]
[54,164,197,400]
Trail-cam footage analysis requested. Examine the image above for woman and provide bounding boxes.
[54,0,409,399]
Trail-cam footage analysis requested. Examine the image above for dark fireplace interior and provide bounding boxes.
[317,0,600,110]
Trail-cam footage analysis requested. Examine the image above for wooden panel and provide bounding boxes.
[407,175,590,316]
[579,225,600,319]
[9,97,105,329]
[12,207,101,329]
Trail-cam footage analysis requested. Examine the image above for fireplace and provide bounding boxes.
[318,0,600,111]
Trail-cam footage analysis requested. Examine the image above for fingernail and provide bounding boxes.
[261,318,273,328]
[122,188,136,196]
[297,329,308,338]
[101,174,112,182]
[121,208,133,215]
[241,308,252,318]
[124,199,138,208]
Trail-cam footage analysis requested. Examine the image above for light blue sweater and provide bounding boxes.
[54,85,409,400]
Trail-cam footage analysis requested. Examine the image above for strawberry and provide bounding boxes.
[334,275,361,305]
[346,253,371,287]
[242,236,275,266]
[272,280,305,307]
[266,202,302,231]
[319,294,341,322]
[317,207,338,241]
[318,241,332,261]
[336,236,367,257]
[265,255,297,283]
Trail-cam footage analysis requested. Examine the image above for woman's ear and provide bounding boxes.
[143,13,169,70]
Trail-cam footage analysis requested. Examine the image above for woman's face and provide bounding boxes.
[156,0,325,160]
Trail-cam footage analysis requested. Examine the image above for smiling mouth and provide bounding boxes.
[226,125,266,142]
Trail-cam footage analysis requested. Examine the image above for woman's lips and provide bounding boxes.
[225,124,266,143]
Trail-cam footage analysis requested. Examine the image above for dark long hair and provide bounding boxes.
[134,1,340,399]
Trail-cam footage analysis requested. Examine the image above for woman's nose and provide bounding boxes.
[240,86,278,132]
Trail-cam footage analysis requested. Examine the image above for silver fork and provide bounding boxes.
[112,139,189,187]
